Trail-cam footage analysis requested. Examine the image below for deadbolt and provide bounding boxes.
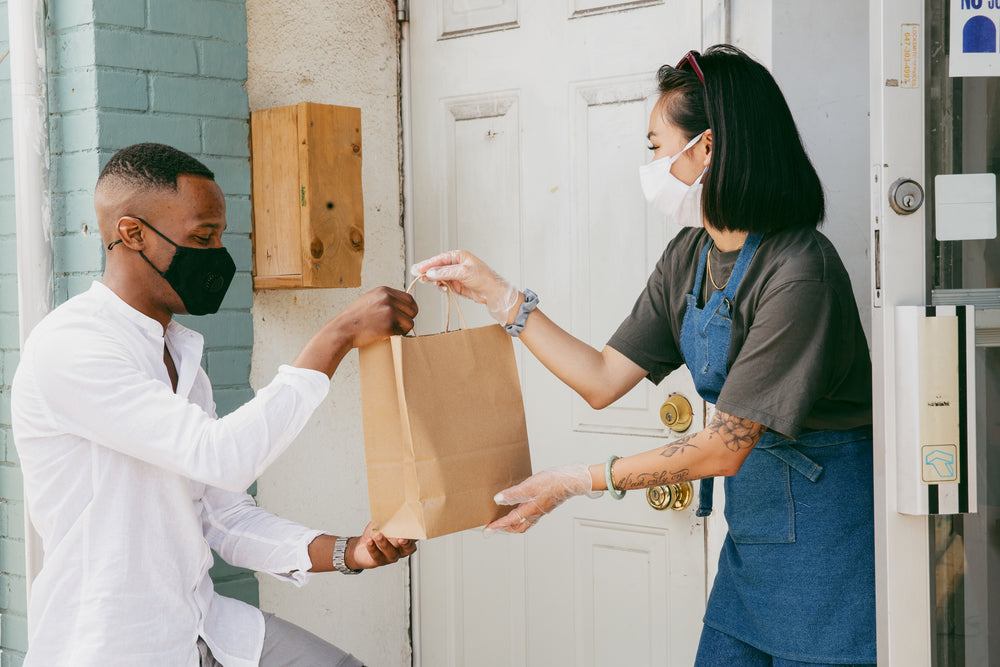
[888,177,924,215]
[647,482,694,511]
[660,394,693,432]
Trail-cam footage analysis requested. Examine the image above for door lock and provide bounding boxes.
[660,394,693,432]
[888,177,924,215]
[647,482,694,511]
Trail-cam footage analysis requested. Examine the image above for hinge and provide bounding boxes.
[397,0,409,23]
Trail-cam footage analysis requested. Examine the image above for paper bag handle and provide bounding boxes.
[406,275,469,333]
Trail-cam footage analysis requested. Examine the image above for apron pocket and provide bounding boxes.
[724,448,796,544]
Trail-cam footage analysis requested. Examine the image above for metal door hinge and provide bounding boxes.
[397,0,409,23]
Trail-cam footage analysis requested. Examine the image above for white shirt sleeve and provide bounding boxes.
[31,324,330,493]
[200,484,325,586]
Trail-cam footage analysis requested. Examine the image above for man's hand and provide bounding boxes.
[332,287,418,350]
[293,286,418,378]
[344,522,417,570]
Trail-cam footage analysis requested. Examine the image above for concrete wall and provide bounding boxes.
[245,1,410,665]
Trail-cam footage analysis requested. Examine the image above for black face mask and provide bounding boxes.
[114,217,237,316]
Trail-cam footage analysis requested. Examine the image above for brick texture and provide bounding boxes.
[0,1,26,662]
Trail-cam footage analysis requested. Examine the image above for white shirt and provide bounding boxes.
[12,282,331,667]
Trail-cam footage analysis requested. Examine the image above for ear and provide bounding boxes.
[116,216,145,251]
[701,129,713,167]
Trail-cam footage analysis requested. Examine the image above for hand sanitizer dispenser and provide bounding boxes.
[895,305,977,515]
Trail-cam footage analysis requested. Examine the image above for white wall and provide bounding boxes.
[245,2,410,665]
[731,0,872,337]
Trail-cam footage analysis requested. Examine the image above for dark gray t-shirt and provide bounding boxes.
[608,227,872,439]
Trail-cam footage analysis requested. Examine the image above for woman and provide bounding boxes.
[414,45,875,666]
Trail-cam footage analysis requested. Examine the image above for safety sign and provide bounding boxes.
[922,444,959,483]
[951,0,1000,76]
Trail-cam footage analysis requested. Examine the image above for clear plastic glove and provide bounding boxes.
[483,464,602,535]
[410,250,519,324]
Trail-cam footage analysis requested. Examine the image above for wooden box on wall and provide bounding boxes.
[250,102,364,289]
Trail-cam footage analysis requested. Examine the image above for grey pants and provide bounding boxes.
[197,612,364,666]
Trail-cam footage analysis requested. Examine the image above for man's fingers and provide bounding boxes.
[372,532,400,563]
[386,288,419,318]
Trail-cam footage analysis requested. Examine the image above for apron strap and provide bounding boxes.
[694,440,823,517]
[763,444,824,482]
[689,240,712,301]
[696,477,715,517]
[721,232,763,300]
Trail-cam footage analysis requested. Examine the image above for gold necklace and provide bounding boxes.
[707,243,730,291]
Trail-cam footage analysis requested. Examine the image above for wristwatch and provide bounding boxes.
[332,536,363,575]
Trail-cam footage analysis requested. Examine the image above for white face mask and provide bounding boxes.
[639,131,706,227]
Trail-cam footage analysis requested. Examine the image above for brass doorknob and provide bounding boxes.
[646,482,694,511]
[659,394,693,432]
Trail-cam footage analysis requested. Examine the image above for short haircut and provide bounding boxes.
[657,44,825,233]
[97,143,215,191]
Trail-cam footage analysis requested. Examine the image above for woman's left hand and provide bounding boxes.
[485,464,601,534]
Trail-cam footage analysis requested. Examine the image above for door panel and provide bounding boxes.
[408,2,718,665]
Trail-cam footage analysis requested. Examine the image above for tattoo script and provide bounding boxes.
[615,411,765,491]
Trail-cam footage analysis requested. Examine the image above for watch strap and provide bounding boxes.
[332,536,363,575]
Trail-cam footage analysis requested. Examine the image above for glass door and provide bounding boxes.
[924,4,1000,665]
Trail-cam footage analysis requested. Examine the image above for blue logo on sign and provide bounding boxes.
[964,15,997,52]
[925,449,956,478]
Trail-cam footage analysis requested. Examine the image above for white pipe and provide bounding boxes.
[400,23,415,278]
[398,9,421,667]
[8,0,53,599]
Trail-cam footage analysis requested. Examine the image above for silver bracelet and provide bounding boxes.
[504,289,538,337]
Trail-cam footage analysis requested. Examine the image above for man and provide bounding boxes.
[11,143,418,666]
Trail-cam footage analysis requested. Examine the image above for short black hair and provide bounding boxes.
[97,142,215,191]
[657,44,825,232]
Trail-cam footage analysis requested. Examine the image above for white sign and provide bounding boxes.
[935,173,998,240]
[950,0,1000,77]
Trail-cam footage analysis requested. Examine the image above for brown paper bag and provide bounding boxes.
[359,294,532,540]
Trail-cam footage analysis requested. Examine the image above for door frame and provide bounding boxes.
[870,0,934,664]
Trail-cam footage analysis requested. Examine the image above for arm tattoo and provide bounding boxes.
[659,434,698,459]
[705,410,767,453]
[616,468,690,491]
[612,411,764,492]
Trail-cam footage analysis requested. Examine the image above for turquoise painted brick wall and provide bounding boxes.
[1,1,256,663]
[0,3,30,665]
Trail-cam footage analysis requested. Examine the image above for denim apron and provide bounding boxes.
[679,233,876,664]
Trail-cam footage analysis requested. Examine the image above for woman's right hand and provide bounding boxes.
[411,250,520,324]
[483,464,602,535]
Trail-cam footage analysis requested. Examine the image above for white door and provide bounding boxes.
[872,1,1000,664]
[406,2,728,665]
